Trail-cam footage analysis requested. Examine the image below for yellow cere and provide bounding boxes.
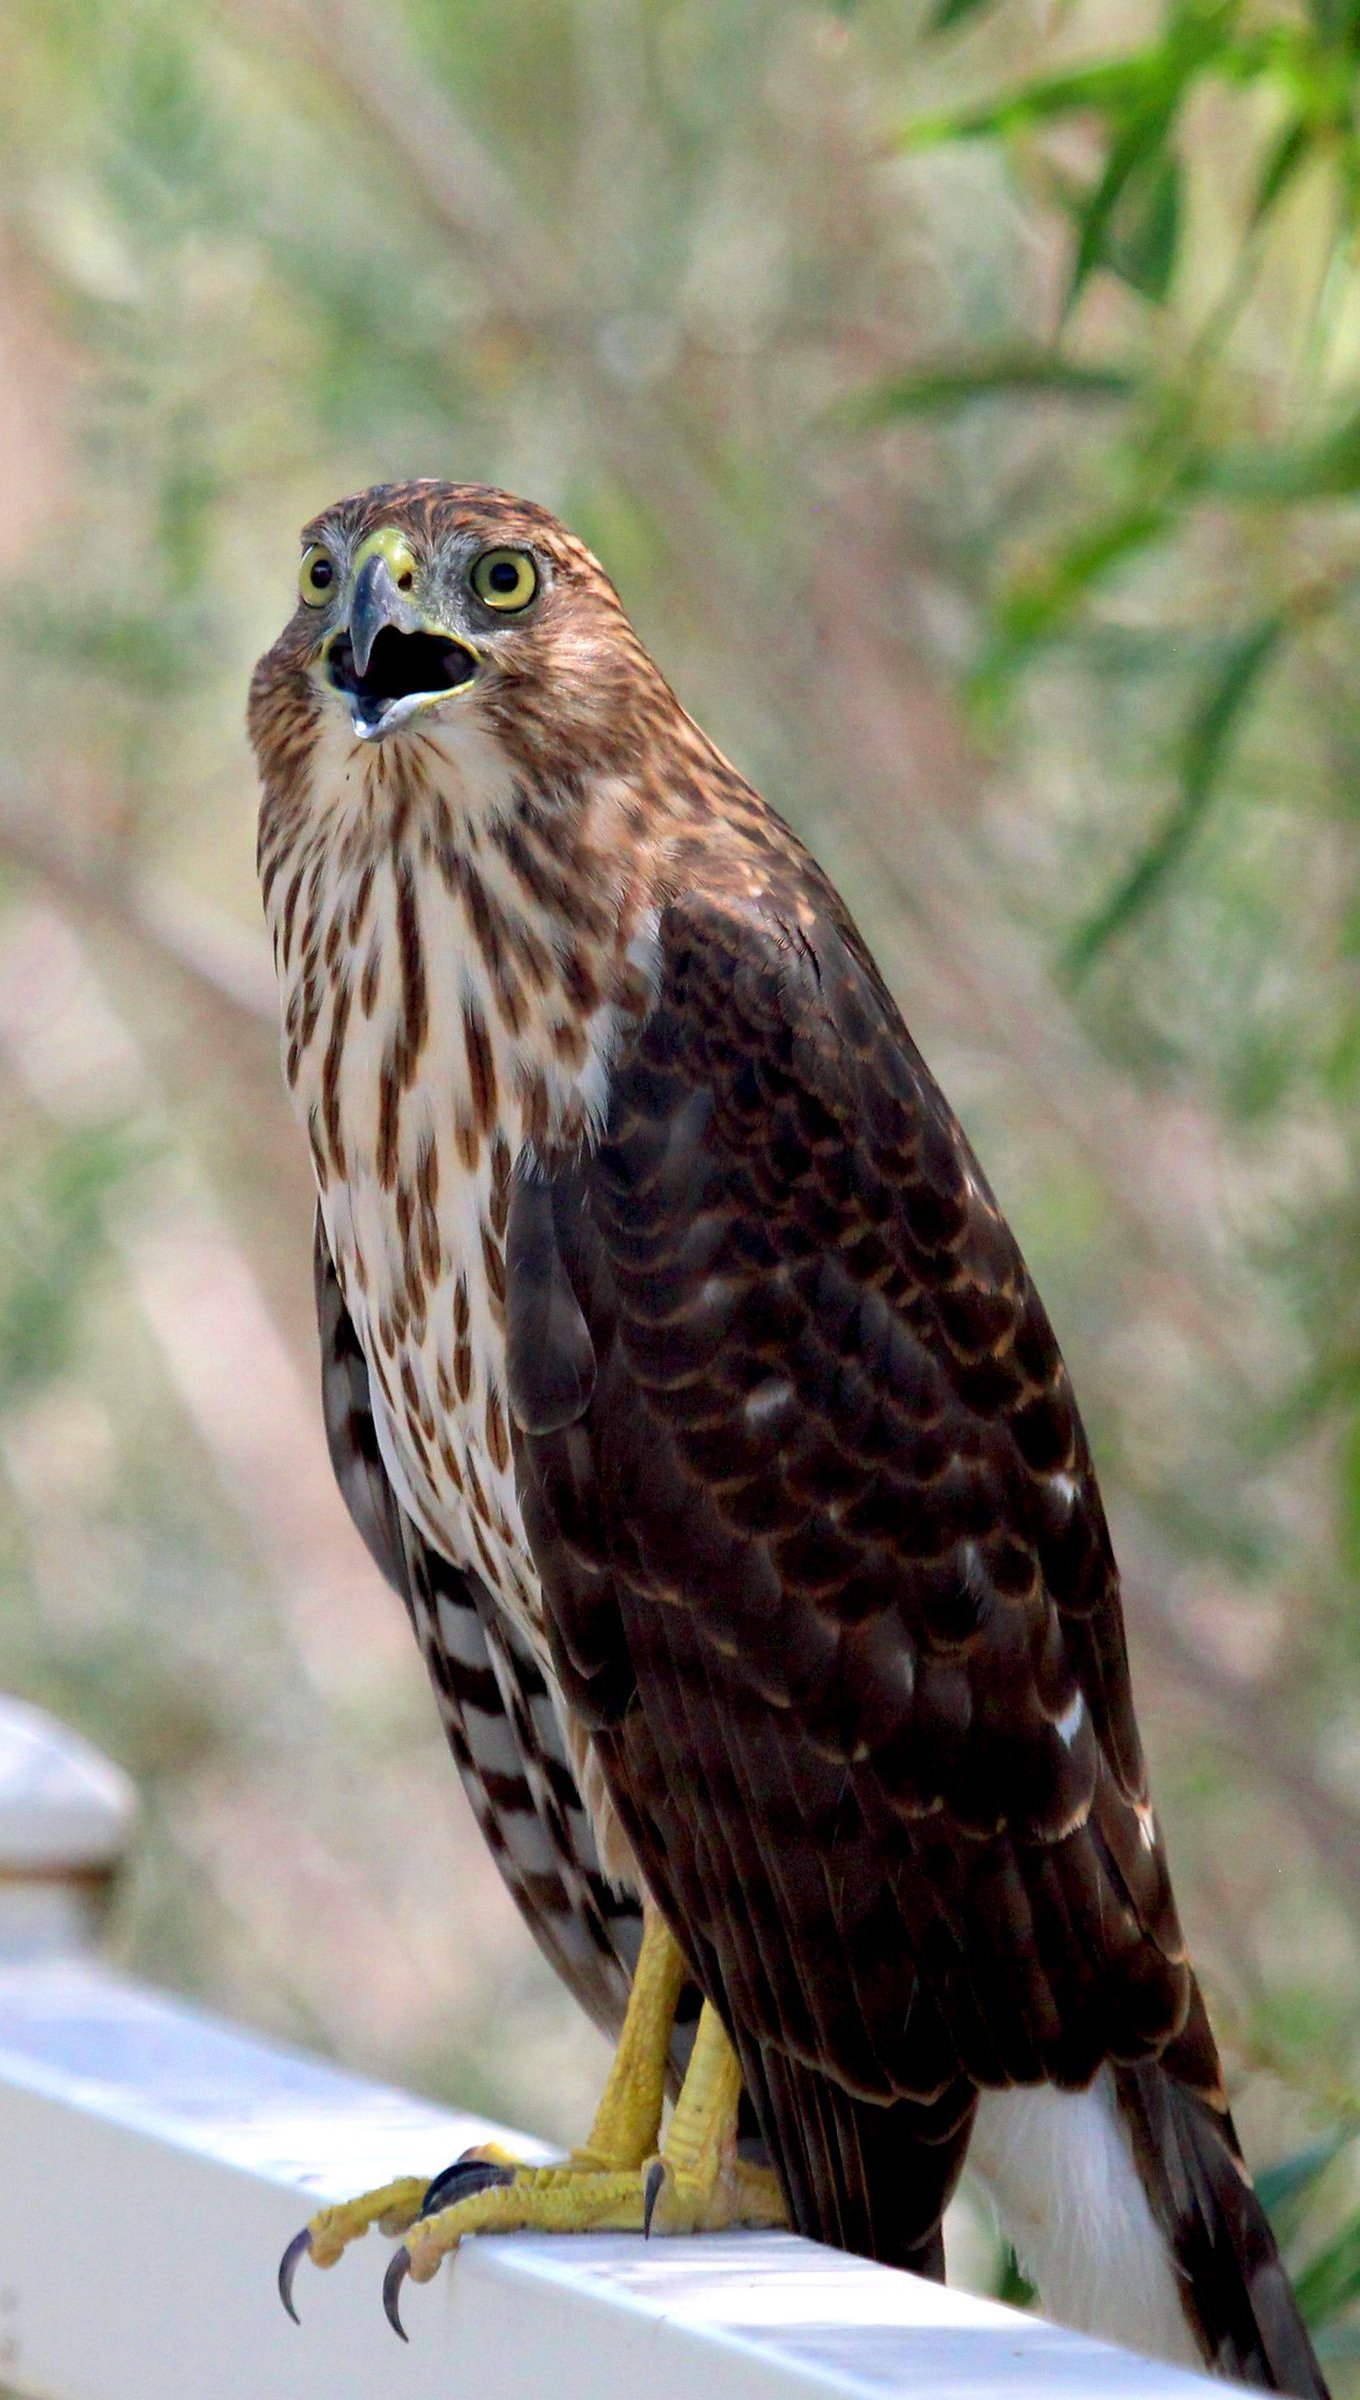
[471,547,538,612]
[353,526,421,592]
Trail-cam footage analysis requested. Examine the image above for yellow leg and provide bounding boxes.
[641,1997,786,2235]
[572,1899,688,2170]
[397,1997,787,2313]
[280,1903,689,2320]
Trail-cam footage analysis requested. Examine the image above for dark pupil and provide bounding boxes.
[310,558,333,589]
[489,558,522,592]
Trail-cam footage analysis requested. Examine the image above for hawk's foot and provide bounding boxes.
[386,2000,787,2336]
[278,2175,433,2320]
[279,1902,687,2324]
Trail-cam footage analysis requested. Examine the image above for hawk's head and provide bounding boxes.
[250,480,667,800]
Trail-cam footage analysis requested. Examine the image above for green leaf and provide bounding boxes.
[1101,148,1182,302]
[1063,616,1285,977]
[1294,2210,1360,2332]
[994,2245,1037,2308]
[1304,0,1360,45]
[926,0,1001,33]
[902,0,1246,151]
[1251,115,1311,224]
[843,356,1135,422]
[989,502,1172,663]
[897,59,1168,149]
[1257,2131,1353,2237]
[1199,409,1360,500]
[1066,114,1181,312]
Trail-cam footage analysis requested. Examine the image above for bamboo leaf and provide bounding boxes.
[1199,409,1360,500]
[897,59,1166,148]
[1251,115,1310,224]
[1294,2212,1360,2332]
[926,0,1003,33]
[843,356,1135,422]
[1067,119,1163,308]
[1102,148,1182,302]
[990,503,1172,661]
[1257,2131,1353,2237]
[1063,617,1284,977]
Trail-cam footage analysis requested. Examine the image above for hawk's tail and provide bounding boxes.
[742,2010,1328,2397]
[1115,2049,1329,2397]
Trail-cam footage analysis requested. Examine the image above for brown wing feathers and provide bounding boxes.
[516,890,1188,2081]
[510,877,1325,2393]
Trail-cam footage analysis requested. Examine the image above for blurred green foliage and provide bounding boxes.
[891,0,1360,969]
[0,0,1359,2362]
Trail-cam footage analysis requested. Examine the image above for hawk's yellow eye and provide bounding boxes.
[471,547,538,613]
[299,545,337,607]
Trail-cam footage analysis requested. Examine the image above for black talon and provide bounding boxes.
[379,2159,518,2339]
[419,2157,516,2217]
[642,2159,667,2239]
[278,2225,312,2323]
[384,2245,412,2341]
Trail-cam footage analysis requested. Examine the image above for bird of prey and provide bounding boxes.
[250,479,1326,2394]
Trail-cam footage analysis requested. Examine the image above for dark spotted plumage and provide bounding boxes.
[508,865,1322,2389]
[253,481,1325,2396]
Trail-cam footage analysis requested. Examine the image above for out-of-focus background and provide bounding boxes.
[3,0,1360,2368]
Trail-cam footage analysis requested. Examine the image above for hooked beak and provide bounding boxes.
[327,552,478,743]
[349,551,409,679]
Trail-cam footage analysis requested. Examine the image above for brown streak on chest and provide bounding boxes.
[394,857,428,1083]
[280,865,306,970]
[320,975,353,1177]
[481,1223,506,1311]
[551,1017,588,1069]
[347,860,376,944]
[489,1134,511,1238]
[416,1136,442,1280]
[484,1385,510,1475]
[463,998,497,1133]
[561,948,601,1014]
[377,1054,402,1189]
[360,938,383,1016]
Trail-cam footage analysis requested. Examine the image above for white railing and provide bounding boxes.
[0,1697,1221,2400]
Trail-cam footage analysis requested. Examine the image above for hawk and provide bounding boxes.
[250,480,1325,2394]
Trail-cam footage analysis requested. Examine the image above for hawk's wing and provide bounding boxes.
[314,1216,648,2041]
[508,884,1321,2388]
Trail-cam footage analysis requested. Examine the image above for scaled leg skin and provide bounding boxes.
[280,1903,783,2331]
[384,1977,787,2334]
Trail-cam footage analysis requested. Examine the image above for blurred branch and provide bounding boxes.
[0,798,275,1028]
[1122,1540,1360,1919]
[236,0,570,321]
[0,898,401,1701]
[232,0,783,598]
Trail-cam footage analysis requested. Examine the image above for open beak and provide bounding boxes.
[327,553,478,742]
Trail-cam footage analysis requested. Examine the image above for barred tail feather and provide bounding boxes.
[1115,2060,1329,2397]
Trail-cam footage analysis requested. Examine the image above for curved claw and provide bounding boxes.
[383,2245,412,2341]
[642,2158,667,2240]
[278,2225,312,2324]
[419,2157,516,2218]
